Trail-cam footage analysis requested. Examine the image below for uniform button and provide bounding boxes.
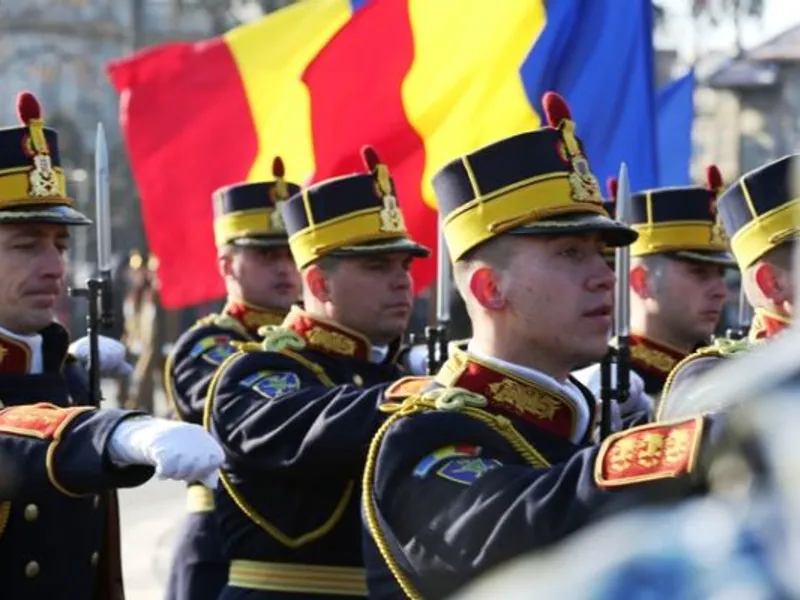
[352,374,364,386]
[25,561,39,578]
[93,495,100,509]
[90,552,100,567]
[24,504,39,522]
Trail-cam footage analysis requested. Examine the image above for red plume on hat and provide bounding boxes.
[271,156,288,201]
[705,164,724,195]
[606,177,618,202]
[361,145,393,198]
[16,91,42,125]
[361,145,380,173]
[542,91,572,128]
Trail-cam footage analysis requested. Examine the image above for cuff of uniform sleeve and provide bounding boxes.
[51,409,154,497]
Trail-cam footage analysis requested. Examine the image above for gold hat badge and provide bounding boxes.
[361,145,406,233]
[706,164,727,246]
[18,92,59,199]
[269,156,289,231]
[543,92,603,205]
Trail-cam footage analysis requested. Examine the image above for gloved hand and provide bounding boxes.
[573,363,654,430]
[402,344,429,376]
[69,335,133,378]
[106,417,224,487]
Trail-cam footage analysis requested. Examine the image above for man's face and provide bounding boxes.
[324,253,414,345]
[229,246,301,311]
[645,258,728,342]
[499,234,615,368]
[0,223,68,334]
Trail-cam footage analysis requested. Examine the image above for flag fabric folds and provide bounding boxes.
[108,0,657,309]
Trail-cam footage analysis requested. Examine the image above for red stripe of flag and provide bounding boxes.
[301,0,436,292]
[108,40,258,307]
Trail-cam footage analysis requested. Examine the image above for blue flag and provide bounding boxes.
[656,70,696,186]
[521,0,659,192]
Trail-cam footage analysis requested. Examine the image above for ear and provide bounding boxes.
[753,262,787,303]
[629,264,650,299]
[304,265,331,302]
[469,266,505,310]
[218,252,234,279]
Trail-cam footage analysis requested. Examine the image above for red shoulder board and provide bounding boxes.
[594,416,704,488]
[385,376,434,401]
[0,403,90,439]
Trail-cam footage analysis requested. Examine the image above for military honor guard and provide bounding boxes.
[574,167,735,414]
[0,91,225,600]
[164,159,302,600]
[360,93,728,599]
[204,146,428,598]
[659,154,799,419]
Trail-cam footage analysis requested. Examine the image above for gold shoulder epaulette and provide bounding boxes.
[385,376,434,401]
[192,312,220,329]
[594,416,705,488]
[710,336,750,357]
[213,314,248,336]
[258,325,307,353]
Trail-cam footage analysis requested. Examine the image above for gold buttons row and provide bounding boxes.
[24,552,100,579]
[23,496,99,522]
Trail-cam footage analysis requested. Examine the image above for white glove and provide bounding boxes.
[572,363,654,425]
[69,335,133,378]
[106,417,224,487]
[402,345,429,376]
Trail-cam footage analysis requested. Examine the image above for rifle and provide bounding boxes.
[599,163,632,439]
[69,123,114,407]
[424,213,451,374]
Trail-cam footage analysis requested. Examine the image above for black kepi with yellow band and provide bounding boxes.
[627,165,736,267]
[717,154,800,271]
[280,146,429,268]
[432,92,636,262]
[213,157,299,248]
[0,91,90,225]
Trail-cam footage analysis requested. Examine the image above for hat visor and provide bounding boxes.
[230,235,290,249]
[672,249,738,268]
[327,237,431,259]
[507,212,638,247]
[0,204,91,226]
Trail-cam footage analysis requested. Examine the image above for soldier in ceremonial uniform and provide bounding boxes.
[360,93,728,600]
[574,168,735,413]
[0,91,225,600]
[204,146,429,599]
[659,154,799,419]
[164,159,302,600]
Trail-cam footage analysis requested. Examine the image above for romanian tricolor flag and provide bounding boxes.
[108,0,657,309]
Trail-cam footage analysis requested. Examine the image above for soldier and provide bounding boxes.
[574,168,735,414]
[164,160,302,600]
[360,93,728,600]
[0,91,226,599]
[204,146,428,599]
[659,154,799,419]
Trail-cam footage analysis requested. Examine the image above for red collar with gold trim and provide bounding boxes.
[283,307,374,361]
[223,300,286,335]
[434,349,580,441]
[627,334,689,378]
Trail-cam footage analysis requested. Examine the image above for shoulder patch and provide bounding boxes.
[436,457,503,485]
[0,403,92,439]
[385,376,434,401]
[240,370,301,400]
[413,444,482,477]
[189,335,237,366]
[594,416,704,488]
